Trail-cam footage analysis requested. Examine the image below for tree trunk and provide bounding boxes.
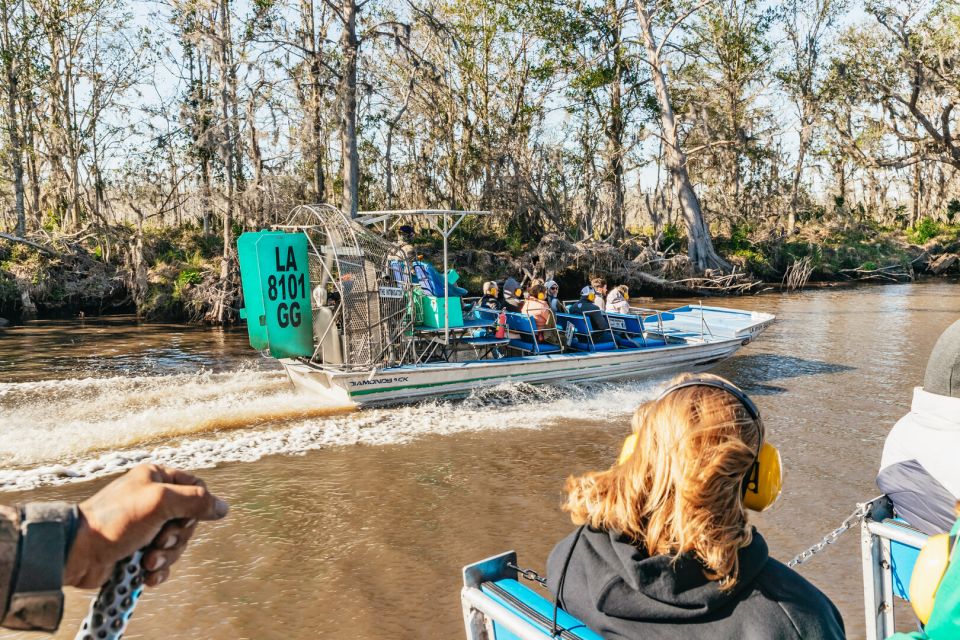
[604,4,626,241]
[1,2,26,236]
[789,105,814,234]
[211,0,237,324]
[300,0,326,202]
[247,91,263,226]
[635,1,728,272]
[385,76,414,210]
[912,158,923,227]
[339,0,360,218]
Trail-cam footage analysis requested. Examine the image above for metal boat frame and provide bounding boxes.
[263,204,774,406]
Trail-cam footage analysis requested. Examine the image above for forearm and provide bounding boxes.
[0,502,78,632]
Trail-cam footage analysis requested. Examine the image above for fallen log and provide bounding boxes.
[928,253,958,275]
[838,263,912,282]
[0,233,60,257]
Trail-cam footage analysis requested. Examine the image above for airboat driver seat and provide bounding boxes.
[311,283,343,364]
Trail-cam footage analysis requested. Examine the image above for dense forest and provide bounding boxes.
[1,0,959,323]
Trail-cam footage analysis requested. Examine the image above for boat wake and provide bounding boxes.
[0,371,662,492]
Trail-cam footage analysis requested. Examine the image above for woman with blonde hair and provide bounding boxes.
[547,373,844,639]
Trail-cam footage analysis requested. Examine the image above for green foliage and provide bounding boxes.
[907,217,941,244]
[176,268,203,287]
[728,222,753,251]
[172,268,202,302]
[731,247,770,274]
[660,223,684,250]
[0,272,19,309]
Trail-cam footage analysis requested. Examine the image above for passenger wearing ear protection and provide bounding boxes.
[547,373,844,640]
[544,280,567,314]
[521,282,559,344]
[500,277,524,312]
[476,281,503,311]
[606,284,631,314]
[568,286,609,332]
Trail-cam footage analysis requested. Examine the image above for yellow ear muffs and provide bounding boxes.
[742,442,782,512]
[538,292,545,300]
[587,293,595,302]
[910,533,957,625]
[515,289,522,297]
[616,436,782,512]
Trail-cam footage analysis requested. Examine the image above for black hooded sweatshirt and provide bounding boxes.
[547,527,845,640]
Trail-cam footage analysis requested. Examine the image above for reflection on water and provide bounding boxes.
[0,316,271,382]
[1,283,959,639]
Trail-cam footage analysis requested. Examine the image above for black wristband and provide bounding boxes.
[0,502,77,632]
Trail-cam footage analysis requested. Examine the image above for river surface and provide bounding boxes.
[0,282,958,639]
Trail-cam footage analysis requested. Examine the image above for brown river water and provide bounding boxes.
[0,282,958,639]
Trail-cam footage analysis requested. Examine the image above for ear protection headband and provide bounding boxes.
[910,522,960,625]
[617,378,782,512]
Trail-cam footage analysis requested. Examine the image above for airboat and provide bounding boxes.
[236,204,774,407]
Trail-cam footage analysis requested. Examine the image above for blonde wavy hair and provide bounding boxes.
[563,372,763,589]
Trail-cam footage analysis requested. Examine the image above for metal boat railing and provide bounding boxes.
[860,496,928,640]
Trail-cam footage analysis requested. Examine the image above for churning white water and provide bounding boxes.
[0,367,661,491]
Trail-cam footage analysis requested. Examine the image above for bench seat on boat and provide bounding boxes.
[474,307,562,354]
[480,578,603,640]
[557,313,617,352]
[605,311,667,349]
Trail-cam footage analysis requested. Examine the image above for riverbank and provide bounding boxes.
[1,217,958,325]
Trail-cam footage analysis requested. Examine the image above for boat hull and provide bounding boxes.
[280,336,751,407]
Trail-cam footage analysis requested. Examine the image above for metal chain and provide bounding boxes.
[787,500,875,567]
[507,562,548,587]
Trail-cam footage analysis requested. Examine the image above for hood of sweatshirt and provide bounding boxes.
[549,527,768,622]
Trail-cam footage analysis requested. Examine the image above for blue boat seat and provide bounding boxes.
[606,311,667,348]
[476,307,562,354]
[473,307,496,320]
[412,260,468,297]
[480,578,603,640]
[887,518,925,600]
[388,260,408,285]
[504,312,561,354]
[557,313,617,352]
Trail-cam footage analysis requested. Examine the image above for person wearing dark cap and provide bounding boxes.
[877,318,960,534]
[500,277,524,313]
[568,286,609,332]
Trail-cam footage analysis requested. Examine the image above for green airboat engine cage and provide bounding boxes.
[236,205,500,371]
[237,230,314,358]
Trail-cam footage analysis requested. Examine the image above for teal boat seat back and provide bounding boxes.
[480,578,604,640]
